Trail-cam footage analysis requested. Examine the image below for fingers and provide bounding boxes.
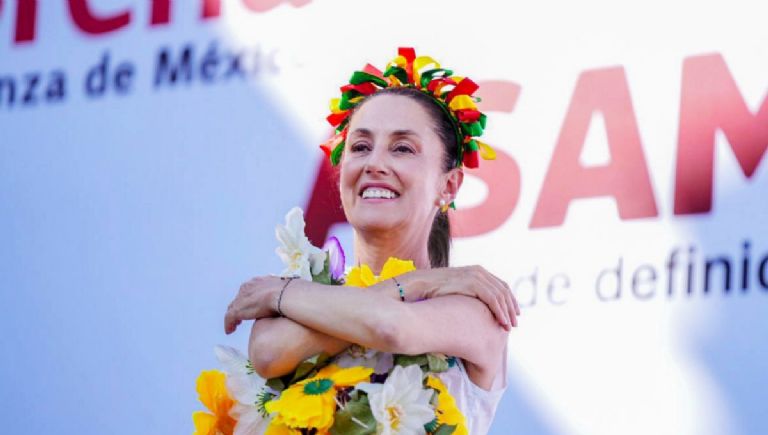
[488,271,519,327]
[472,266,519,330]
[224,276,274,334]
[224,302,241,335]
[511,289,520,317]
[484,280,510,330]
[486,272,512,327]
[225,283,250,334]
[472,268,511,330]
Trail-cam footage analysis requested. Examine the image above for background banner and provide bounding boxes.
[1,1,766,434]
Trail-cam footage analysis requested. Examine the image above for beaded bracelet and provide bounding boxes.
[277,276,297,317]
[392,276,405,302]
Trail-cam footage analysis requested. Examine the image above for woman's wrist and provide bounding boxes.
[273,276,299,315]
[396,270,434,301]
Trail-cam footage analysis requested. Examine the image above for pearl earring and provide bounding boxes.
[439,199,450,213]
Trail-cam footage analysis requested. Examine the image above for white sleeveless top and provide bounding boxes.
[333,345,508,434]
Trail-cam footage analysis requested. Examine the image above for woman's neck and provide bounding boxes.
[353,228,431,273]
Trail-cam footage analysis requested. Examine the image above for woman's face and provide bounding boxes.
[339,94,458,236]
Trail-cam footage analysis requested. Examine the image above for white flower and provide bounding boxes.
[357,365,435,435]
[214,345,271,435]
[275,207,326,281]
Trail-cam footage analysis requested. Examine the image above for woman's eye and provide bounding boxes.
[394,144,414,153]
[351,143,371,152]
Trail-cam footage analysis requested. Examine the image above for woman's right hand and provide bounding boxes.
[400,266,520,330]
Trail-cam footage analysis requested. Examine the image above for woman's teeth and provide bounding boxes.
[361,188,399,199]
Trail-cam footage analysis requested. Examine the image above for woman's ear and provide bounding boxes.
[441,167,464,201]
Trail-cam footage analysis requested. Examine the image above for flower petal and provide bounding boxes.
[233,405,272,435]
[196,370,233,416]
[192,411,217,435]
[329,366,374,387]
[379,257,416,281]
[322,236,346,280]
[345,264,377,287]
[285,207,305,238]
[214,345,266,405]
[309,246,326,276]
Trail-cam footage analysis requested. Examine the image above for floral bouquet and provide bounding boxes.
[193,207,467,435]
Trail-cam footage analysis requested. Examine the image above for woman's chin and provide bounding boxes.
[350,212,404,233]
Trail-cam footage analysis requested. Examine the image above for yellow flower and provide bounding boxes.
[193,370,236,435]
[426,376,468,435]
[345,257,416,288]
[264,420,303,435]
[345,264,377,287]
[265,364,373,432]
[379,257,416,281]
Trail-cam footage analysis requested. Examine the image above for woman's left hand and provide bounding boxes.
[224,276,283,334]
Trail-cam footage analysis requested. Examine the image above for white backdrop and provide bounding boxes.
[1,1,766,434]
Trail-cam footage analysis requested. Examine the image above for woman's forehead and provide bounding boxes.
[349,94,434,135]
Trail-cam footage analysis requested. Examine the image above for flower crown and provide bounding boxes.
[320,47,496,169]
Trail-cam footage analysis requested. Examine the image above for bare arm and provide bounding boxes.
[227,266,516,387]
[274,279,508,389]
[248,317,349,379]
[247,274,405,378]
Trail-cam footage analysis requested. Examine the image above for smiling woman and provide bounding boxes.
[224,47,517,434]
[341,88,462,271]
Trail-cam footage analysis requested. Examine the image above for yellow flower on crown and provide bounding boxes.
[265,364,374,432]
[426,375,469,435]
[345,257,416,288]
[192,370,236,435]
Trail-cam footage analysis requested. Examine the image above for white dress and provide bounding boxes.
[333,345,508,435]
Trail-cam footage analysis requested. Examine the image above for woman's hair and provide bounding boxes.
[350,87,460,268]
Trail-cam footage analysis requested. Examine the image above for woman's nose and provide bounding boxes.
[363,146,390,175]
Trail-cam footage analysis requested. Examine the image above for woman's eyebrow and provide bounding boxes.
[348,128,373,138]
[391,129,420,138]
[348,128,420,139]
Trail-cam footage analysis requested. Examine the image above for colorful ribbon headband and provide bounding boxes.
[320,47,496,169]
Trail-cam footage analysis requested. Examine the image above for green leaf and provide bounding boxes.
[395,353,452,374]
[265,377,285,392]
[427,353,450,373]
[433,424,458,435]
[267,352,333,392]
[312,254,332,285]
[394,354,429,369]
[330,395,377,435]
[289,352,331,383]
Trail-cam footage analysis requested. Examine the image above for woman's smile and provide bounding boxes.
[359,183,401,203]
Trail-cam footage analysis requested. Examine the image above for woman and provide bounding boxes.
[224,48,519,434]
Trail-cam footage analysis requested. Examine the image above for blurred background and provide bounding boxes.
[1,1,766,434]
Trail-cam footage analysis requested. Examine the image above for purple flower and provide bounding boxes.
[323,236,346,281]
